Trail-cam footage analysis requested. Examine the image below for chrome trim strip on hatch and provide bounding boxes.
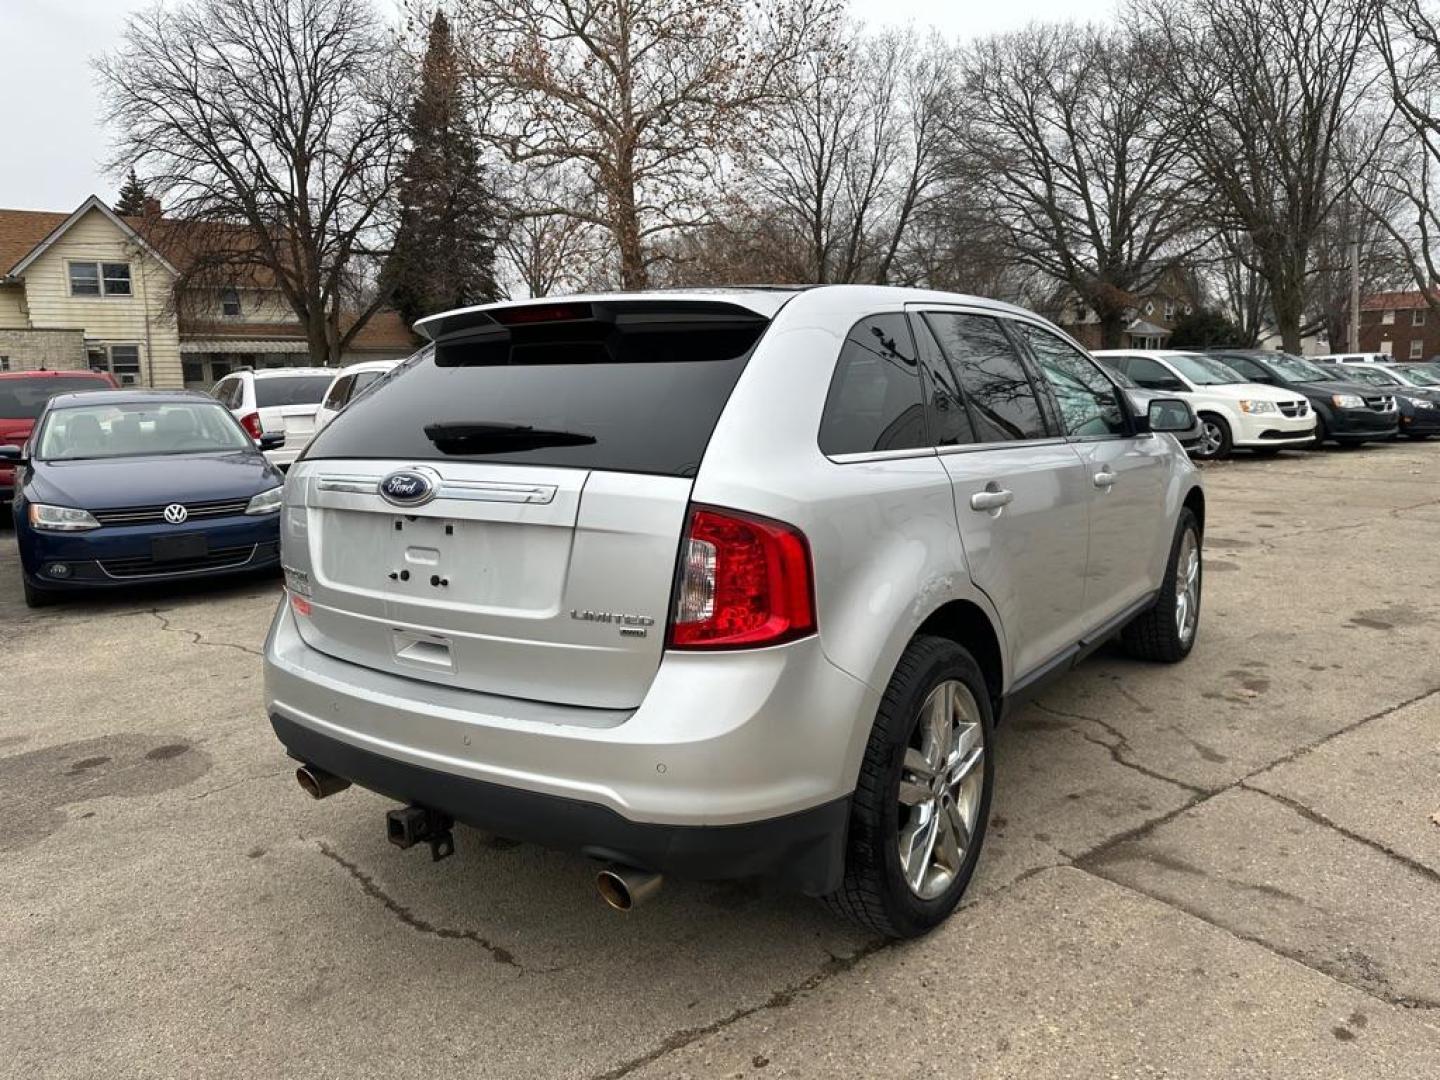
[317,473,557,505]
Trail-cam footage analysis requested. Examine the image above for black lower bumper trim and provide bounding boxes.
[271,712,850,896]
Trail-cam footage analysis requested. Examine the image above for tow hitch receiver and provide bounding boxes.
[386,805,455,862]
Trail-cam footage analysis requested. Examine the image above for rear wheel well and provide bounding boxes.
[1183,486,1205,536]
[915,601,1004,713]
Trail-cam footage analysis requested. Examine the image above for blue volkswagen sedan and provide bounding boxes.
[3,390,286,607]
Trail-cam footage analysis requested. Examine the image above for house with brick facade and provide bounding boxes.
[0,195,418,388]
[1344,289,1440,361]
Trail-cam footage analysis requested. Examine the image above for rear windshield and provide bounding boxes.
[302,314,767,477]
[0,375,113,419]
[256,375,333,408]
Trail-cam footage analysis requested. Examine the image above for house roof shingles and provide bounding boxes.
[0,209,70,277]
[1361,289,1440,312]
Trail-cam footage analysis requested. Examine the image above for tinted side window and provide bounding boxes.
[211,378,239,408]
[911,315,975,446]
[256,376,334,408]
[1018,325,1128,437]
[923,312,1047,441]
[323,375,355,411]
[818,314,928,456]
[1126,357,1186,392]
[1222,355,1268,381]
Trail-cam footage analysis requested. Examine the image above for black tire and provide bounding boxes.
[1311,415,1329,448]
[1192,413,1232,461]
[22,578,55,609]
[1121,508,1201,663]
[824,635,995,938]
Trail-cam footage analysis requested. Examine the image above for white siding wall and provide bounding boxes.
[18,208,183,388]
[0,284,26,329]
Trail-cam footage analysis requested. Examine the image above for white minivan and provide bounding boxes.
[314,359,402,434]
[1094,350,1315,459]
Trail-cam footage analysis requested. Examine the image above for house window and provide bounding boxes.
[1382,309,1396,324]
[1164,300,1176,321]
[1380,340,1394,356]
[1414,309,1426,327]
[1410,339,1423,359]
[1143,301,1154,316]
[68,261,132,297]
[220,287,242,318]
[90,343,143,385]
[0,356,9,372]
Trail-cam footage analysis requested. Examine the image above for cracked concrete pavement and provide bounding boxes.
[2,440,1438,1078]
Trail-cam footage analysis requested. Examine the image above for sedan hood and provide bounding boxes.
[28,451,282,510]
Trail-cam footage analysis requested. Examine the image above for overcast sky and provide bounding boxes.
[0,0,1117,213]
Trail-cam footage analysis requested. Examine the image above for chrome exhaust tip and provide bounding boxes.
[296,764,351,800]
[596,864,663,911]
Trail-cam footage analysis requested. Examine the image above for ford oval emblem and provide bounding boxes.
[378,469,437,507]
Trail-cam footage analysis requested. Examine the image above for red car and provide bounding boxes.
[0,370,120,501]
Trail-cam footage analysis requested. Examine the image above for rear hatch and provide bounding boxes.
[257,374,333,443]
[287,298,774,709]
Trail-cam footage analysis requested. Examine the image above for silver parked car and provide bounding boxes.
[264,287,1204,937]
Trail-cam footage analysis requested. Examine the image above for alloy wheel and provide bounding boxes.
[897,680,986,900]
[1174,528,1200,645]
[1197,421,1223,458]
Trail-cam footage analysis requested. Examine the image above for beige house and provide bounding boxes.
[0,195,417,388]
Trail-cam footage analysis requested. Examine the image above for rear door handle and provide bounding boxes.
[970,488,1014,512]
[1093,469,1116,490]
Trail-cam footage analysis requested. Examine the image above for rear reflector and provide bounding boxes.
[290,593,312,617]
[668,506,815,649]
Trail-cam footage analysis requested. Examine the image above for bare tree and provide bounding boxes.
[497,166,610,297]
[1371,0,1440,316]
[961,23,1204,348]
[448,0,836,289]
[1207,230,1271,347]
[97,0,408,365]
[1137,0,1385,354]
[750,24,956,285]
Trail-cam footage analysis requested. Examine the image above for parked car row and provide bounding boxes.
[1088,348,1420,459]
[0,359,400,606]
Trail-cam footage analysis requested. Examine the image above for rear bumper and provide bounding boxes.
[271,711,849,894]
[264,599,878,829]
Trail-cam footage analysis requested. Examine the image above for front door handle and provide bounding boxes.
[1093,469,1116,490]
[970,487,1014,512]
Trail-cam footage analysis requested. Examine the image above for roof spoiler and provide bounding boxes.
[415,298,772,342]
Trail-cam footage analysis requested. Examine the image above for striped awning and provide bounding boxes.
[180,339,310,355]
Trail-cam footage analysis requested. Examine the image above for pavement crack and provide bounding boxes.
[590,938,890,1080]
[1076,865,1440,1013]
[149,608,264,657]
[1241,783,1440,887]
[1032,701,1210,795]
[186,768,290,800]
[315,840,524,970]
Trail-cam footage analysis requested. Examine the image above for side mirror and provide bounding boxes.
[1147,397,1198,435]
[0,444,25,463]
[256,432,286,451]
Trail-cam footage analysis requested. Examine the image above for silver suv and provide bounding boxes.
[264,287,1204,937]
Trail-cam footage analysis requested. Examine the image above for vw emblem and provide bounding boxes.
[163,504,189,524]
[379,469,436,507]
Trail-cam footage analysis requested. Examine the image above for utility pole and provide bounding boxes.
[1348,238,1360,352]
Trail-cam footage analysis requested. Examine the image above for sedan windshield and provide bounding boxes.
[1266,354,1332,382]
[37,401,253,461]
[1335,366,1399,387]
[1395,364,1440,387]
[1167,354,1248,385]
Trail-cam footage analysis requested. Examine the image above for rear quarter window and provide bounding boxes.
[303,315,767,477]
[818,314,928,456]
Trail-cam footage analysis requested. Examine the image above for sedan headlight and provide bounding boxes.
[1409,396,1435,409]
[1238,399,1278,414]
[1330,393,1365,409]
[28,504,100,532]
[245,486,284,515]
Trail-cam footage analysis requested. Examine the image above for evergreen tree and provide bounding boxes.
[387,11,500,324]
[114,167,149,217]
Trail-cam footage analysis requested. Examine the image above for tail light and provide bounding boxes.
[668,506,815,649]
[239,412,263,439]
